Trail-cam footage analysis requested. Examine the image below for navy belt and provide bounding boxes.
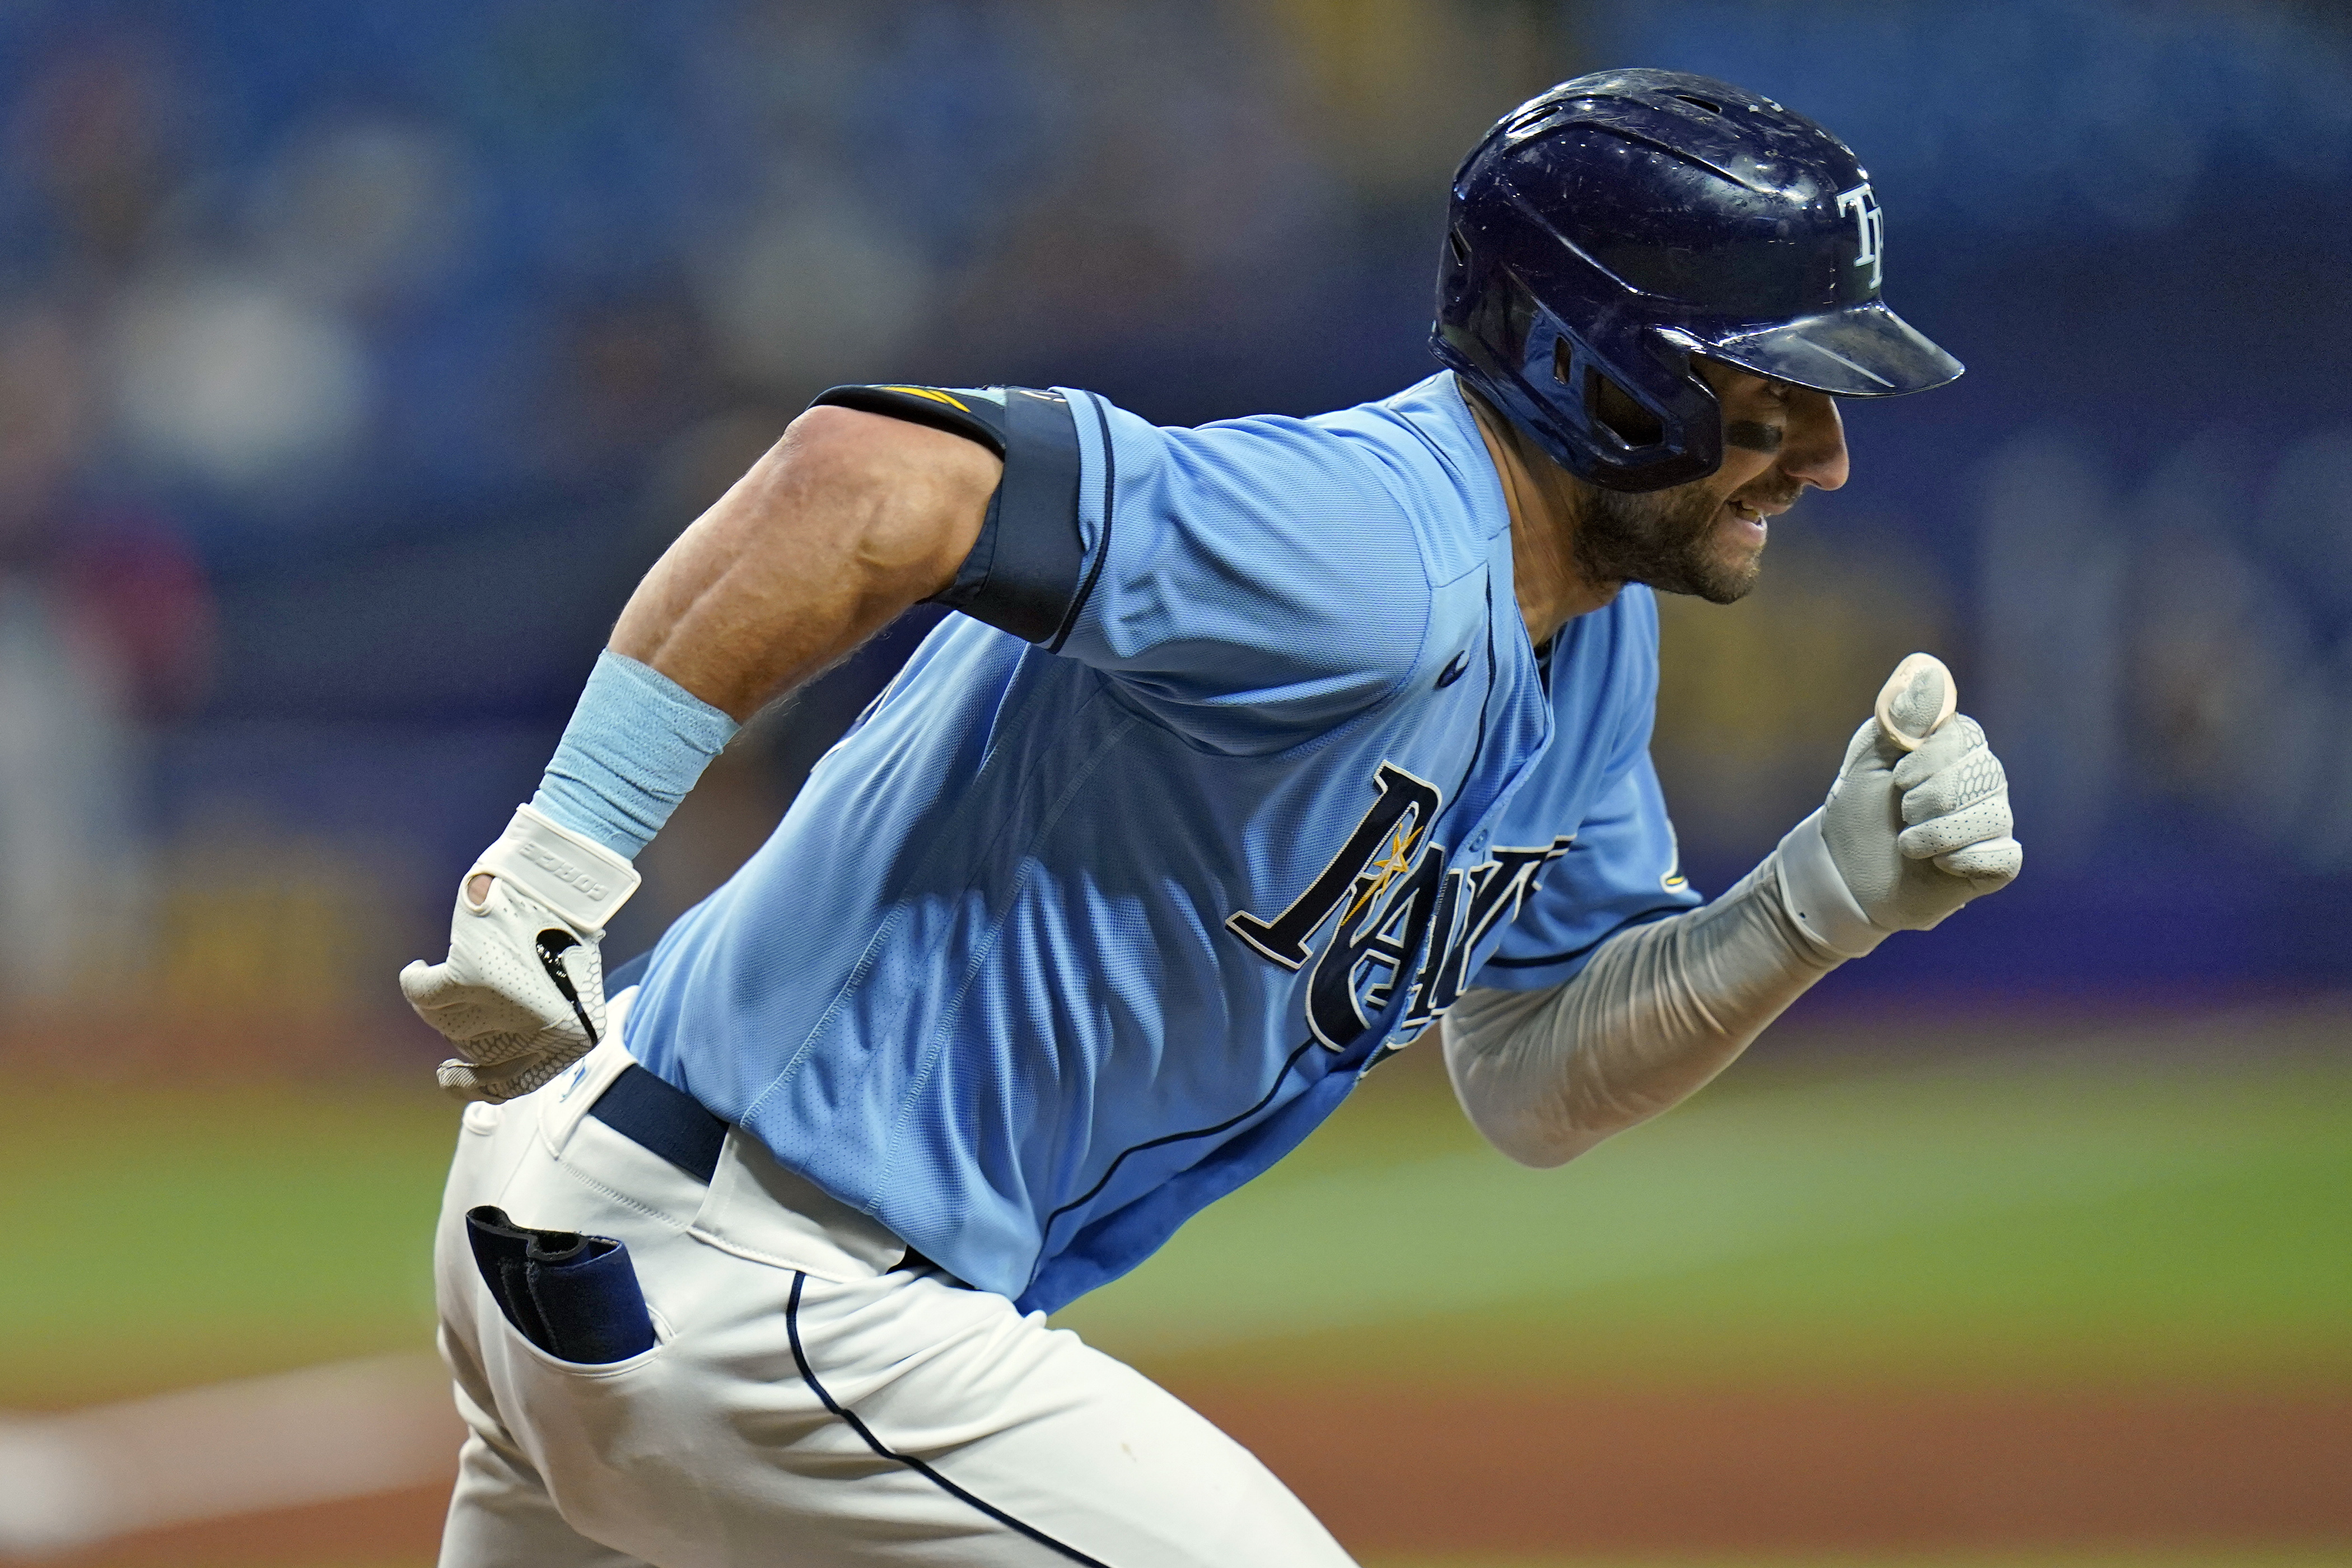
[584,1060,934,1274]
[589,1065,730,1184]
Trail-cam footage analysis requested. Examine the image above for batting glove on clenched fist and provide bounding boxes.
[399,805,641,1103]
[1775,654,2022,958]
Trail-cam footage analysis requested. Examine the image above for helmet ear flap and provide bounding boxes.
[1530,323,1721,492]
[1564,340,1664,450]
[1433,257,1720,492]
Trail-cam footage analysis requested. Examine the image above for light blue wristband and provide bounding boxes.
[530,651,741,860]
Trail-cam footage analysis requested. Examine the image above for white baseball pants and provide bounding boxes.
[432,1018,1356,1567]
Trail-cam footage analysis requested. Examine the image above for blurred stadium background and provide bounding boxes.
[0,1,2345,1564]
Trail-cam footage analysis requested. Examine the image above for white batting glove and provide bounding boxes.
[1774,655,2022,958]
[399,805,641,1103]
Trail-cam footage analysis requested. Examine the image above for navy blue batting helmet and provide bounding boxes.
[1433,68,1962,493]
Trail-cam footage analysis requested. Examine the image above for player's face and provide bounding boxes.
[1575,362,1849,605]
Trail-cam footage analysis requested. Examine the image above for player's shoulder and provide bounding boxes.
[801,377,1501,734]
[808,376,1500,585]
[1051,376,1497,575]
[1159,373,1507,584]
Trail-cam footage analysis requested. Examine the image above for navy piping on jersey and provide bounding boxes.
[1034,1037,1320,1272]
[1481,905,1685,969]
[783,1275,1113,1567]
[1439,572,1501,824]
[1048,393,1117,654]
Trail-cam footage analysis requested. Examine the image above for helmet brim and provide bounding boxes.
[1696,301,1963,398]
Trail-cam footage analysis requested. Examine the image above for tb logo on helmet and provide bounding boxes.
[1837,183,1886,292]
[1432,70,1959,496]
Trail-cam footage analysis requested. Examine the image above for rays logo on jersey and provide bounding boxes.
[1227,762,1570,1053]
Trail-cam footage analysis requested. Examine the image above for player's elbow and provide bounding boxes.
[1439,1016,1613,1169]
[1483,1128,1577,1169]
[1487,1075,1672,1167]
[1475,1114,1610,1170]
[769,405,1002,600]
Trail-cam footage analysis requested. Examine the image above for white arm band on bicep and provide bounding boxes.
[1441,849,1842,1168]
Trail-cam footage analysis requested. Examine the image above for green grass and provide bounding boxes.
[6,1010,2348,1406]
[1058,1033,2352,1390]
[0,1078,456,1403]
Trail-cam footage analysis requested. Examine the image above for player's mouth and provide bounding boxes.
[1721,496,1780,547]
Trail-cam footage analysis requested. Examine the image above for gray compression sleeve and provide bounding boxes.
[1441,851,1841,1168]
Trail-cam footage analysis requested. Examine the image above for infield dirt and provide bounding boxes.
[39,1380,2351,1565]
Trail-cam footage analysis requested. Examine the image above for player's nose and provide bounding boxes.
[1783,393,1849,492]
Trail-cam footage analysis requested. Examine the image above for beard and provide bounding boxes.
[1575,480,1772,605]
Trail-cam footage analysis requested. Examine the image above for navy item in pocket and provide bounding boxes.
[466,1205,657,1364]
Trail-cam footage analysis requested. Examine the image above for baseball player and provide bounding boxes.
[405,69,2019,1566]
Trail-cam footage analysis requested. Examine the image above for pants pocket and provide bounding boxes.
[466,1204,659,1365]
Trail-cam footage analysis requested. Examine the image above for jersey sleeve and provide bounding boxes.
[1470,751,1704,992]
[811,384,1086,644]
[811,382,1438,752]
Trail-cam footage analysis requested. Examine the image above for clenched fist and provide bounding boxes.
[399,805,641,1103]
[1776,654,2021,957]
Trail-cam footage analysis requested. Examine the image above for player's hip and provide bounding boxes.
[432,1029,1049,1551]
[432,1005,953,1357]
[430,1019,1356,1567]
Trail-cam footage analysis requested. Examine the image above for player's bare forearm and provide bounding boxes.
[610,406,1001,722]
[407,408,995,1102]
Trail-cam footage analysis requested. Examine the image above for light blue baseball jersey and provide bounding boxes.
[623,372,1700,1314]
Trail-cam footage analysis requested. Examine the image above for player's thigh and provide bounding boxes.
[433,1088,1352,1566]
[446,1258,1357,1567]
[781,1268,1359,1567]
[433,1109,782,1564]
[439,1424,654,1568]
[446,1249,1354,1567]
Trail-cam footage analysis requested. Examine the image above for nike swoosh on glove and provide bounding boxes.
[399,805,641,1103]
[1775,656,2022,958]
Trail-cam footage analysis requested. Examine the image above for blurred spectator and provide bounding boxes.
[0,0,2346,1038]
[110,264,369,498]
[694,175,935,400]
[4,34,177,283]
[0,306,210,1002]
[0,577,147,1000]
